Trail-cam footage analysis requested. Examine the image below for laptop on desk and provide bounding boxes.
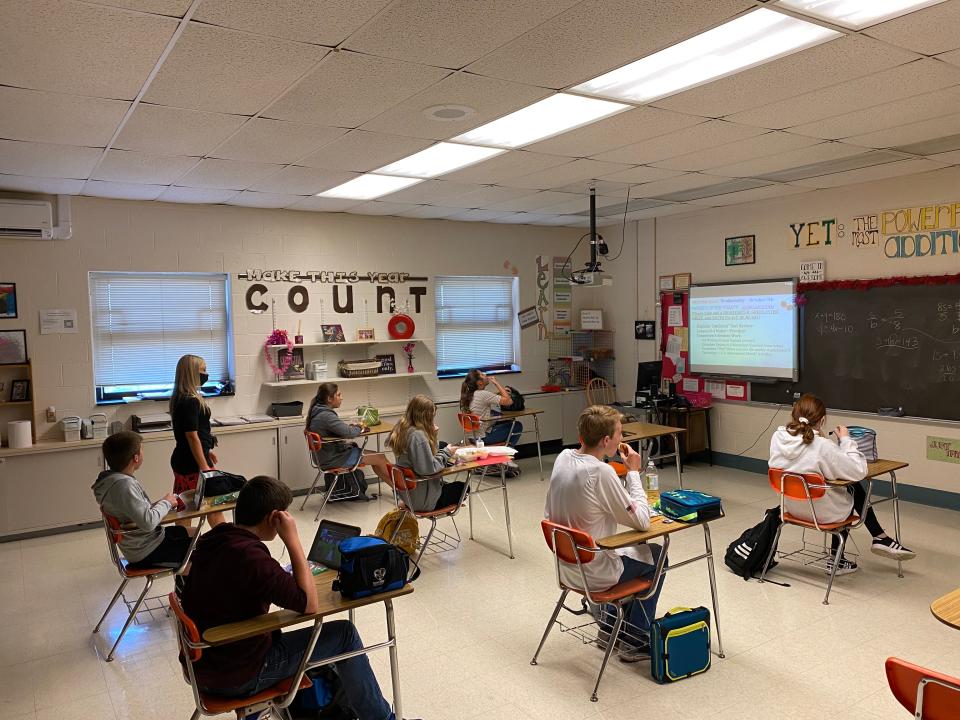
[286,519,362,576]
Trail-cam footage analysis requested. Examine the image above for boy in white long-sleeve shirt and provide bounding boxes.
[544,405,666,662]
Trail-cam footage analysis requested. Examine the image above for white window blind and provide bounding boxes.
[89,272,232,391]
[435,275,520,378]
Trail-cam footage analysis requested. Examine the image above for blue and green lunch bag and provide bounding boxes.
[650,606,712,683]
[659,489,723,523]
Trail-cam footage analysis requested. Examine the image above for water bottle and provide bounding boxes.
[476,438,484,449]
[645,460,659,503]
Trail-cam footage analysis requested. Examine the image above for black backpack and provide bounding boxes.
[724,506,783,581]
[323,470,369,500]
[506,386,525,411]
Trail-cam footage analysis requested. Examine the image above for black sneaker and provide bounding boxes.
[871,536,916,560]
[824,556,859,576]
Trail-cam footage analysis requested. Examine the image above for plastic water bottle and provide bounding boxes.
[476,438,484,449]
[645,460,659,503]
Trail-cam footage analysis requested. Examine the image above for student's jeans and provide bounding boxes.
[209,620,391,720]
[831,481,885,553]
[483,420,522,446]
[599,543,667,649]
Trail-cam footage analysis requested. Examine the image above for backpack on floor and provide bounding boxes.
[649,606,712,684]
[375,507,420,557]
[323,470,368,499]
[291,666,356,719]
[724,506,782,580]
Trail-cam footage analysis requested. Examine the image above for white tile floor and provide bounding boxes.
[1,456,957,720]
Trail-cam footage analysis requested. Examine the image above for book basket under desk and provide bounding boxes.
[773,528,861,572]
[556,597,650,654]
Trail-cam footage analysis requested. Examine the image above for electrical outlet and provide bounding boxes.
[46,406,57,422]
[792,392,801,400]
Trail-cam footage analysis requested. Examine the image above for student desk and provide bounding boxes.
[320,421,395,451]
[931,588,960,631]
[159,497,236,526]
[827,459,908,578]
[598,509,725,659]
[620,421,687,489]
[437,455,514,559]
[497,407,545,480]
[202,572,414,719]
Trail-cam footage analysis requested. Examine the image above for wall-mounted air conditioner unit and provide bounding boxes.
[0,198,54,239]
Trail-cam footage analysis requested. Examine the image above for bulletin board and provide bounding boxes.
[659,292,747,403]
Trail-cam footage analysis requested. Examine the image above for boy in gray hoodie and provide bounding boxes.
[92,431,195,568]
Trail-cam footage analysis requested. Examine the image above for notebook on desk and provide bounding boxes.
[285,519,362,576]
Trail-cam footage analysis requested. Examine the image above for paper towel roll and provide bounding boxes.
[8,420,32,448]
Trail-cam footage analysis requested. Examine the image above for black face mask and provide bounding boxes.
[199,373,209,386]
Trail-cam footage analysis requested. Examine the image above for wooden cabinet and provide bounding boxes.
[664,407,713,465]
[214,428,279,480]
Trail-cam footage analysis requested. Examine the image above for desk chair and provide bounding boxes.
[301,431,365,521]
[761,468,860,605]
[169,592,315,720]
[586,378,616,406]
[885,657,960,719]
[532,519,666,702]
[93,511,198,662]
[386,463,471,567]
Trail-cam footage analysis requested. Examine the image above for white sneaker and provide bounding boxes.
[871,536,916,560]
[825,556,859,576]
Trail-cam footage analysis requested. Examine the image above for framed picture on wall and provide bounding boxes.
[725,235,756,266]
[674,272,692,290]
[0,282,16,318]
[356,328,376,341]
[658,275,674,291]
[320,324,345,343]
[0,330,27,365]
[10,379,29,402]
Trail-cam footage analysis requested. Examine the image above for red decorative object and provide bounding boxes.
[264,329,294,377]
[388,313,415,339]
[798,273,960,292]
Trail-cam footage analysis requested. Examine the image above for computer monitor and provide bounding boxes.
[636,361,663,395]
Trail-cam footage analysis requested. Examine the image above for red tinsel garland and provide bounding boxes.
[798,272,960,293]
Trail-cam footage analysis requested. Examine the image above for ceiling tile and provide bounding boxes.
[789,158,950,189]
[210,119,348,164]
[395,205,463,219]
[506,159,635,190]
[595,166,684,185]
[115,104,247,156]
[789,83,960,140]
[286,196,361,212]
[654,35,921,118]
[360,73,552,141]
[684,183,810,207]
[435,185,526,209]
[485,190,574,212]
[0,87,129,147]
[92,149,198,184]
[487,211,553,224]
[651,131,820,172]
[193,0,391,45]
[378,179,485,204]
[532,214,584,225]
[298,131,433,173]
[591,121,764,165]
[176,158,285,189]
[865,1,960,55]
[95,1,192,16]
[249,166,358,195]
[928,148,960,164]
[536,194,599,214]
[0,139,102,179]
[726,58,960,131]
[83,180,166,200]
[708,141,866,177]
[264,51,449,128]
[526,107,708,157]
[441,150,571,184]
[143,23,328,114]
[0,0,177,98]
[349,201,422,216]
[940,48,960,69]
[626,173,726,198]
[226,191,305,208]
[550,178,634,196]
[844,111,960,149]
[157,186,238,204]
[0,174,86,194]
[446,208,513,222]
[344,0,579,68]
[611,203,696,222]
[465,0,752,89]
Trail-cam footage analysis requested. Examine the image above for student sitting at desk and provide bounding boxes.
[460,369,522,447]
[769,393,915,576]
[387,394,462,513]
[92,431,196,569]
[544,405,666,662]
[180,476,403,720]
[306,382,391,497]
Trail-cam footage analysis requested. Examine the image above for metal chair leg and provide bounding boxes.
[93,578,128,634]
[313,472,339,522]
[468,474,475,541]
[501,468,514,559]
[530,589,568,665]
[300,468,323,511]
[591,605,624,702]
[824,531,846,605]
[416,518,437,566]
[106,576,154,661]
[758,523,785,583]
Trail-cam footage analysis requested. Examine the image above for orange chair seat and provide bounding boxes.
[415,503,461,518]
[564,577,653,603]
[200,676,312,714]
[325,463,365,474]
[782,512,858,531]
[118,560,172,578]
[608,461,627,476]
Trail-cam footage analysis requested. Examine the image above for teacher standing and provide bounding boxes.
[170,354,225,526]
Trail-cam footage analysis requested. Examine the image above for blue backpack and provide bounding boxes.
[333,536,418,600]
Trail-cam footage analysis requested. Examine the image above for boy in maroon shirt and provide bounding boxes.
[181,476,399,719]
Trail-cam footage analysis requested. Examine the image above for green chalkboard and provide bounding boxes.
[750,281,960,420]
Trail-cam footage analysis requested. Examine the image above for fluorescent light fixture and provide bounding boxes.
[570,8,841,104]
[451,94,630,149]
[776,0,946,30]
[317,174,422,200]
[375,142,506,178]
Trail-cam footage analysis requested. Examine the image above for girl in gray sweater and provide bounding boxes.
[387,395,463,512]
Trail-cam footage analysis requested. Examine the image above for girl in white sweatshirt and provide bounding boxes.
[768,394,915,575]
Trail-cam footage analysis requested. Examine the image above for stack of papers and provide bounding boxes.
[212,416,247,426]
[241,414,275,423]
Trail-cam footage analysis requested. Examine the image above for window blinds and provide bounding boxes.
[435,275,519,377]
[89,272,231,388]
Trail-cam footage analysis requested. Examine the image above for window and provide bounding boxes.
[89,271,234,404]
[435,275,520,379]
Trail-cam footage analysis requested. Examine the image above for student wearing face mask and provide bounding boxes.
[170,354,225,526]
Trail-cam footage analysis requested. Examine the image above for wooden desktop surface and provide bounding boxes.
[826,459,909,485]
[931,588,960,631]
[160,498,235,525]
[620,421,686,441]
[498,408,544,419]
[203,572,414,645]
[321,421,394,442]
[597,513,714,548]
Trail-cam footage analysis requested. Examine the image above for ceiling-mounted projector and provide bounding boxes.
[569,187,612,287]
[570,269,613,287]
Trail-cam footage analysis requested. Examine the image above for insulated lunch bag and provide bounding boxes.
[333,536,418,600]
[357,405,380,427]
[650,606,712,684]
[659,489,723,523]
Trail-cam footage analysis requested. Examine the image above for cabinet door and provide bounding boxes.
[214,428,279,480]
[1,448,104,534]
[137,437,177,500]
[279,426,316,491]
